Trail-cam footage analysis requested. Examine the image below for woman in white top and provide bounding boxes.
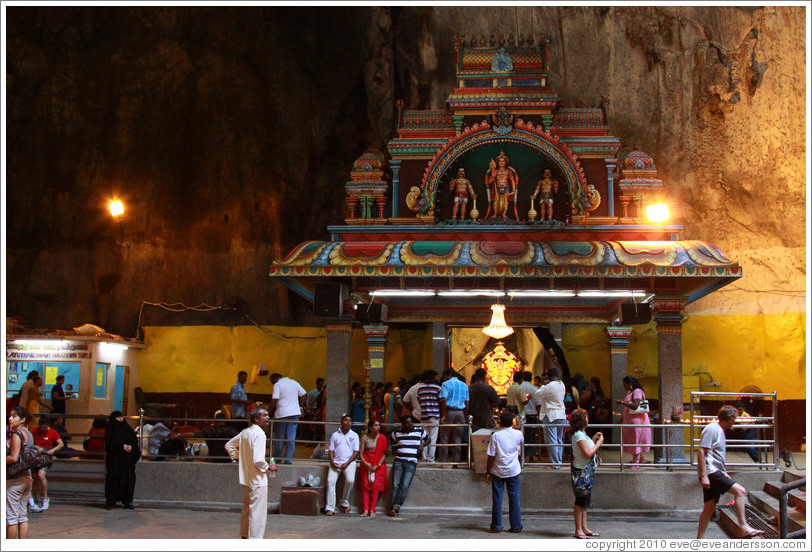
[569,408,604,540]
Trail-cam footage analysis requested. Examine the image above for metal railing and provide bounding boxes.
[36,396,779,470]
[778,478,806,539]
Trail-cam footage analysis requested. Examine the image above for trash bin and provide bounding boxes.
[471,428,495,474]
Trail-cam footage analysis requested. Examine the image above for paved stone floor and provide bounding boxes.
[19,502,728,541]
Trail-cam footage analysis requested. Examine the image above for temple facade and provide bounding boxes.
[269,34,745,457]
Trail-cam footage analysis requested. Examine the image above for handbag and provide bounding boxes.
[35,451,54,469]
[6,431,39,478]
[571,455,596,497]
[632,399,650,414]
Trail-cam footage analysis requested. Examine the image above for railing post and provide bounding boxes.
[619,423,624,471]
[771,391,779,469]
[139,408,144,456]
[689,393,695,466]
[779,479,807,539]
[467,416,472,469]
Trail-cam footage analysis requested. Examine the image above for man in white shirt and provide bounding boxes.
[696,406,764,539]
[225,407,277,539]
[269,373,307,464]
[534,367,566,467]
[325,414,360,515]
[486,410,524,533]
[520,371,539,462]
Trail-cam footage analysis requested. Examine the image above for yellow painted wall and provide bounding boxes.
[137,313,804,403]
[138,325,327,395]
[137,325,433,394]
[563,312,807,401]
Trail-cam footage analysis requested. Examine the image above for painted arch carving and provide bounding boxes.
[414,119,598,218]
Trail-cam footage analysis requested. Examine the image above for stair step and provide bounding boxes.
[749,490,805,533]
[718,504,777,539]
[764,480,806,513]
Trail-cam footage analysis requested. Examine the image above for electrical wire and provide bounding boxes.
[133,300,323,342]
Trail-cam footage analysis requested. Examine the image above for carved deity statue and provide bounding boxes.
[531,168,560,221]
[484,151,518,220]
[449,168,477,220]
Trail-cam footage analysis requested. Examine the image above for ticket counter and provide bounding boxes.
[6,335,144,436]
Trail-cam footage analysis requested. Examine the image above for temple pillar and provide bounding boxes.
[452,114,464,134]
[606,326,633,444]
[432,322,447,374]
[651,297,689,464]
[541,113,554,131]
[605,159,617,217]
[363,324,388,384]
[389,159,401,217]
[325,317,353,433]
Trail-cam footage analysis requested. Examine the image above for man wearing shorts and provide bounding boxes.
[696,405,764,539]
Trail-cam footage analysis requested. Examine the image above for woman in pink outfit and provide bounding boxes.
[615,376,651,466]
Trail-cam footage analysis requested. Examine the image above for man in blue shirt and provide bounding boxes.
[438,368,469,466]
[51,375,69,427]
[230,371,250,421]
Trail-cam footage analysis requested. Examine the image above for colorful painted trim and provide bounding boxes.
[269,240,741,279]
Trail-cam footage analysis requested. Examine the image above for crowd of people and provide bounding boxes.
[6,365,766,540]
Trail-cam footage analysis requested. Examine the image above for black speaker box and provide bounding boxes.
[620,302,652,325]
[354,302,388,324]
[313,283,346,317]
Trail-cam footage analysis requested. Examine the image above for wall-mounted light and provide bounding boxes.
[645,203,670,223]
[370,290,436,297]
[508,290,576,298]
[576,290,648,297]
[13,340,63,347]
[438,290,506,297]
[109,200,124,217]
[100,342,129,352]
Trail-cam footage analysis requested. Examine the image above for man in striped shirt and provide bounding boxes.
[387,415,429,517]
[414,370,441,462]
[438,368,469,465]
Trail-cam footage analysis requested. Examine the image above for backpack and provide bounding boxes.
[6,430,40,478]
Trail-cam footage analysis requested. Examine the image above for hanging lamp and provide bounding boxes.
[482,303,514,339]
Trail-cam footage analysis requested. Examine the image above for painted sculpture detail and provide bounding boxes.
[531,169,560,221]
[482,342,519,396]
[450,168,477,220]
[484,151,519,220]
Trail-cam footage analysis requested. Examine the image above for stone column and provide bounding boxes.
[325,317,353,435]
[606,326,633,444]
[605,159,617,217]
[432,322,447,374]
[363,324,388,384]
[389,159,401,218]
[651,297,689,464]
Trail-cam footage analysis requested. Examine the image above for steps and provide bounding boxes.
[718,471,805,539]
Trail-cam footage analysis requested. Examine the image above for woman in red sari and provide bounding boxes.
[358,419,388,517]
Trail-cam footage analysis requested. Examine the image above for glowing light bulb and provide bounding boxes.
[645,203,670,223]
[109,200,124,217]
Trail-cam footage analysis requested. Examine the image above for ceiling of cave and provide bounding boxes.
[3,5,806,336]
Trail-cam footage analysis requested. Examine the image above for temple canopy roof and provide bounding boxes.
[269,238,740,324]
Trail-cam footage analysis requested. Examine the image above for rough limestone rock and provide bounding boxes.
[5,6,805,335]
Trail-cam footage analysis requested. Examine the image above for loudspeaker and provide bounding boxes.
[620,302,652,325]
[354,302,388,324]
[313,283,346,317]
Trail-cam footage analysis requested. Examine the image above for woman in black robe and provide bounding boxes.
[104,410,140,510]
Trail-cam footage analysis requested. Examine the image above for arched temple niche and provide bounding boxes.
[418,123,597,222]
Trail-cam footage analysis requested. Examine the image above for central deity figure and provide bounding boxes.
[484,151,519,220]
